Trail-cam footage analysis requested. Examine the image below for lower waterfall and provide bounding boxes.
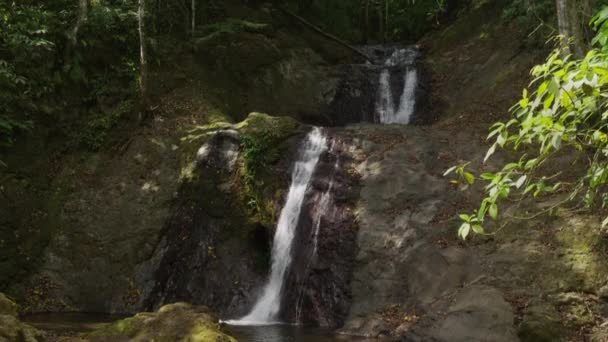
[227,127,328,325]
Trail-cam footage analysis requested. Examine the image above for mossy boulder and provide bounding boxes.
[236,113,302,226]
[0,293,44,342]
[88,303,237,342]
[0,293,19,316]
[181,112,302,225]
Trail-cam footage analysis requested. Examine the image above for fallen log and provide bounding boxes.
[278,7,374,63]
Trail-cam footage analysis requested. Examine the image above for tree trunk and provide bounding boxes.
[174,0,190,35]
[364,0,370,44]
[191,0,196,36]
[278,7,372,62]
[138,0,149,115]
[556,0,593,58]
[385,0,389,42]
[378,0,384,44]
[64,0,89,70]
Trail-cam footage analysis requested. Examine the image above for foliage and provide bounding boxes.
[78,99,133,151]
[386,0,448,41]
[446,6,608,239]
[0,2,59,146]
[0,0,141,152]
[501,0,555,26]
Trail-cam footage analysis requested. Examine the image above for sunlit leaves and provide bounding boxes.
[446,7,608,239]
[444,162,475,189]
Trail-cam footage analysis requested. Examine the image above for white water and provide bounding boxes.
[227,127,328,326]
[376,48,418,125]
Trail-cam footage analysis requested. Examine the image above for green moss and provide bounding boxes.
[554,216,606,290]
[87,316,139,338]
[87,304,237,342]
[190,324,237,342]
[179,112,301,225]
[236,113,300,225]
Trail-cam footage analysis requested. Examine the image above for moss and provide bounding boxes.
[554,215,607,290]
[189,324,237,342]
[236,113,301,226]
[179,112,301,226]
[87,316,139,338]
[87,304,237,342]
[518,304,563,342]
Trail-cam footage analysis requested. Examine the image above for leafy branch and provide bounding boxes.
[446,7,608,239]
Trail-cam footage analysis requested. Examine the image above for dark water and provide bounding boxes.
[23,313,126,335]
[23,314,376,342]
[227,325,377,342]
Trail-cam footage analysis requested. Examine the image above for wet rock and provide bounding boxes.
[282,135,360,327]
[87,302,236,342]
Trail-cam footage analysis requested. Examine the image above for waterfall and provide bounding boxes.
[227,127,328,326]
[376,48,418,125]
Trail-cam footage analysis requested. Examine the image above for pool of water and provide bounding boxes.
[226,325,377,342]
[23,313,377,341]
[23,313,126,335]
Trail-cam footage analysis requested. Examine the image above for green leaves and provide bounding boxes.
[458,213,485,239]
[446,7,608,239]
[444,163,475,188]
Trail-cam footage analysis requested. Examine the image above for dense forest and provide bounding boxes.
[4,0,608,341]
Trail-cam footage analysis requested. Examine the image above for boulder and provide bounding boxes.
[88,302,236,342]
[0,293,18,317]
[0,293,44,342]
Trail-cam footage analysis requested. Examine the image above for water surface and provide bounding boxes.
[227,324,376,342]
[23,312,126,335]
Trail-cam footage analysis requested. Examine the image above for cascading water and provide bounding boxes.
[375,48,419,124]
[227,127,328,326]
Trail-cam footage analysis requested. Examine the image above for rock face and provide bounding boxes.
[12,116,187,314]
[143,114,306,319]
[142,129,269,317]
[88,302,236,342]
[330,126,517,340]
[193,26,341,125]
[0,293,44,342]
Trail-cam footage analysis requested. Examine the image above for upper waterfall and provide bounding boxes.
[375,48,419,125]
[227,127,328,326]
